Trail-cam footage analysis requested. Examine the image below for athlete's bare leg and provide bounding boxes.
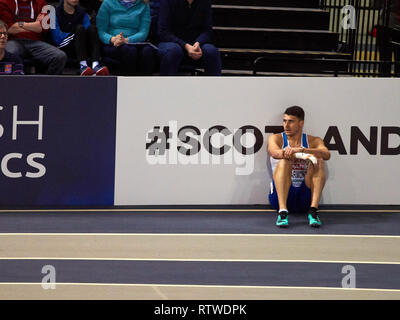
[273,159,293,211]
[305,158,326,208]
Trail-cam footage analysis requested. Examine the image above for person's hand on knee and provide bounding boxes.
[185,43,202,60]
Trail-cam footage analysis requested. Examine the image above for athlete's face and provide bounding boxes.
[283,114,303,137]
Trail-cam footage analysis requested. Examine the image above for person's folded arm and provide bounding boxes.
[96,2,114,44]
[20,19,43,33]
[127,3,150,43]
[194,0,212,45]
[303,137,331,160]
[268,135,286,160]
[0,2,22,34]
[51,17,70,46]
[21,9,47,33]
[157,0,186,48]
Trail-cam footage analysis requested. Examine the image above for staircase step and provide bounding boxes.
[212,0,320,8]
[219,48,351,60]
[253,58,350,73]
[214,27,339,51]
[221,69,340,77]
[219,49,351,73]
[212,6,330,30]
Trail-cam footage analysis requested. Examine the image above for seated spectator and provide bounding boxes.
[377,0,400,76]
[0,19,24,74]
[157,0,221,76]
[148,0,160,43]
[0,0,67,74]
[96,0,157,75]
[51,0,109,76]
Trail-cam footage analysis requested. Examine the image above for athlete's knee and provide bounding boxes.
[277,158,293,170]
[308,159,326,180]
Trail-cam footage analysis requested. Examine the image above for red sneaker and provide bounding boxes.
[93,65,109,76]
[80,66,94,76]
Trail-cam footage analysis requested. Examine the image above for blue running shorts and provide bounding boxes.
[269,179,311,213]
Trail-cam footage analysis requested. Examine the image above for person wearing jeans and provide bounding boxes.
[157,0,221,76]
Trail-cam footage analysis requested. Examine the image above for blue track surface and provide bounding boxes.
[1,260,399,290]
[0,210,399,235]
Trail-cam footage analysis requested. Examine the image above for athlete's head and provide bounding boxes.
[283,106,304,137]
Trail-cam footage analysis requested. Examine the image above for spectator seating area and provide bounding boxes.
[23,0,352,76]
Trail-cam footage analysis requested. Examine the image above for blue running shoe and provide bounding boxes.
[276,210,289,228]
[308,208,322,228]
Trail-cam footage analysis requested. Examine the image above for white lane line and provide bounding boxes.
[0,233,399,238]
[0,257,399,265]
[0,282,399,293]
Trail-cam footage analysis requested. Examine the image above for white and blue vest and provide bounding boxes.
[270,132,309,188]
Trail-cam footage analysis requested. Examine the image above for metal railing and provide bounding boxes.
[320,0,398,77]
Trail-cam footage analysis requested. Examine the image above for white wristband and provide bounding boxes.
[295,152,317,165]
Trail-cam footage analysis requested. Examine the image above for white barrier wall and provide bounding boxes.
[115,77,400,205]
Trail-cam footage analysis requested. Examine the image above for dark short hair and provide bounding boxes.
[0,20,8,31]
[284,105,304,121]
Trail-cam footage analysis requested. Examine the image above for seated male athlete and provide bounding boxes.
[267,106,330,228]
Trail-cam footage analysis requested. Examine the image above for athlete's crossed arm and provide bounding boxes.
[303,136,331,160]
[267,134,299,160]
[267,134,330,161]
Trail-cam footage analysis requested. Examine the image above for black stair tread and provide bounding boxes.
[214,26,335,34]
[212,5,325,12]
[221,70,338,77]
[212,0,320,8]
[218,48,351,56]
[212,6,330,30]
[214,28,339,51]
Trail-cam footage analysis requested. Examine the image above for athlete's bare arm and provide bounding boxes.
[267,134,284,159]
[268,134,305,160]
[304,136,331,160]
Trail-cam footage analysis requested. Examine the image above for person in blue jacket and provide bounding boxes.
[96,0,157,75]
[157,0,221,75]
[52,0,109,75]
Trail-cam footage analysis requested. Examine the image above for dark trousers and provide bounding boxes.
[62,24,101,63]
[6,39,67,74]
[377,26,400,76]
[158,42,221,76]
[102,43,157,76]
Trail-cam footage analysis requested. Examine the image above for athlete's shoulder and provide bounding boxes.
[268,132,283,142]
[306,134,325,147]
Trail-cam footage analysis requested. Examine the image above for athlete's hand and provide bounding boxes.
[283,147,303,159]
[311,156,323,168]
